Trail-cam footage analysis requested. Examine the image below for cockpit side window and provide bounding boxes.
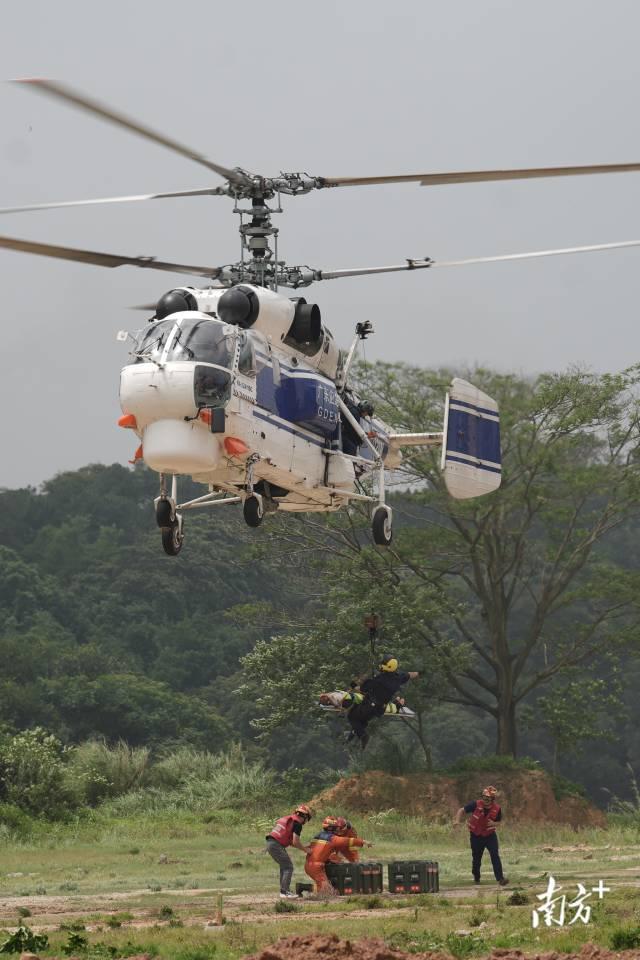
[237,333,256,376]
[176,319,234,366]
[134,320,174,363]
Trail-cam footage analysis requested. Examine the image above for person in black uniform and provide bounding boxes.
[347,654,419,749]
[341,395,375,457]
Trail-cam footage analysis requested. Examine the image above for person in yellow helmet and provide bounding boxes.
[347,654,419,749]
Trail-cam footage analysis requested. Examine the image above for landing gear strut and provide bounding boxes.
[161,519,184,556]
[372,504,393,546]
[155,474,184,557]
[242,454,265,528]
[243,494,264,527]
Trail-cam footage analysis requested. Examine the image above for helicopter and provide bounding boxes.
[2,80,640,556]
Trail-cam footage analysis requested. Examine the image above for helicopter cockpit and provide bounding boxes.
[133,315,237,368]
[132,314,258,408]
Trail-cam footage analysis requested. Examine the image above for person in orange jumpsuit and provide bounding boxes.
[329,817,360,864]
[304,816,372,892]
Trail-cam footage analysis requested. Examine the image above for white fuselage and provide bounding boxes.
[119,300,362,512]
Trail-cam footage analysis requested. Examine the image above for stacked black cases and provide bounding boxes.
[387,860,440,894]
[325,861,358,895]
[358,861,384,893]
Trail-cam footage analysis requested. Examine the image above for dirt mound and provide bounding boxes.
[310,769,605,828]
[243,933,448,960]
[245,937,639,960]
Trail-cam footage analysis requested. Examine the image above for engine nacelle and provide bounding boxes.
[152,285,339,377]
[217,284,295,342]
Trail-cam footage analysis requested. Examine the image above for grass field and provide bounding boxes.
[0,810,639,959]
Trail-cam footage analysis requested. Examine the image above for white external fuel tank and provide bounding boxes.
[142,418,222,474]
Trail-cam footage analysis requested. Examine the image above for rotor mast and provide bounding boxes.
[223,173,321,290]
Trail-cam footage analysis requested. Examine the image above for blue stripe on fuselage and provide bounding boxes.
[253,410,327,447]
[255,355,339,439]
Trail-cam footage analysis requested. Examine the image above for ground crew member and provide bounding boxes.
[304,816,372,892]
[454,785,508,886]
[335,817,361,863]
[266,803,312,898]
[347,654,419,749]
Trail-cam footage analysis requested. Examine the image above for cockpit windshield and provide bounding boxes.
[134,317,235,367]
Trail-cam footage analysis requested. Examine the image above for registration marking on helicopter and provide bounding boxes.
[232,375,256,402]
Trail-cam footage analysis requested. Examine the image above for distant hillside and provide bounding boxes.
[0,463,282,749]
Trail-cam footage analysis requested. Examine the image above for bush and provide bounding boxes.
[148,747,221,788]
[0,926,49,954]
[68,740,150,803]
[0,729,76,818]
[62,932,88,955]
[611,927,640,949]
[550,775,586,801]
[274,899,299,913]
[0,803,35,839]
[103,745,275,816]
[506,888,529,906]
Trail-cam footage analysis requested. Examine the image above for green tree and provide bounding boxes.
[530,668,624,773]
[244,365,640,757]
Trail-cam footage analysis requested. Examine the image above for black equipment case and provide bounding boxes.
[325,861,358,894]
[358,861,384,893]
[325,861,383,894]
[387,860,439,893]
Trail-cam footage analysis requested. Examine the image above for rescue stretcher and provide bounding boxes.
[318,691,416,718]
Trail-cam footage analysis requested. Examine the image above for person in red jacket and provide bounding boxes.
[454,785,508,886]
[305,816,372,892]
[265,803,312,898]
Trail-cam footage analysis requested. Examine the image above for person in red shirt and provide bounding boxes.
[265,803,312,898]
[454,785,508,886]
[305,816,372,892]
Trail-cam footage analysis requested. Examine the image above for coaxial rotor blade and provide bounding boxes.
[0,187,226,216]
[319,239,640,280]
[433,239,640,268]
[11,78,250,186]
[319,259,434,280]
[320,162,640,188]
[0,235,222,278]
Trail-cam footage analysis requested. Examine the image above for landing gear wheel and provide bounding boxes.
[372,506,393,546]
[243,494,264,528]
[161,521,183,556]
[156,499,173,528]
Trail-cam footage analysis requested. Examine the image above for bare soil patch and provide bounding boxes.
[244,936,640,960]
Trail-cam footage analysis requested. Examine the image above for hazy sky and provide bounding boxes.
[2,0,640,488]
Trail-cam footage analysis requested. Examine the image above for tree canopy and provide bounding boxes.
[241,364,640,758]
